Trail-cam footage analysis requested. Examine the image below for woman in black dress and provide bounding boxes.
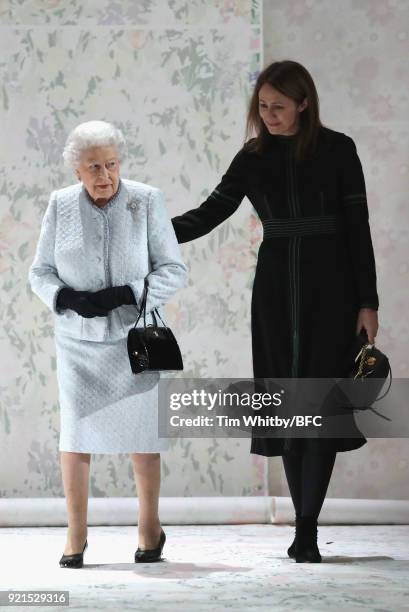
[171,60,379,562]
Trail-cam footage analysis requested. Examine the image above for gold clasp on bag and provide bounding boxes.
[354,344,370,379]
[354,345,376,379]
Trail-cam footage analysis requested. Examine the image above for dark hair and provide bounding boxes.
[244,60,326,161]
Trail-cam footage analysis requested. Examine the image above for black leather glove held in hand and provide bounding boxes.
[56,288,110,318]
[89,285,137,311]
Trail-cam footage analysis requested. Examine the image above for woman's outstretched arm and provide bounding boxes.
[126,187,188,313]
[171,147,248,243]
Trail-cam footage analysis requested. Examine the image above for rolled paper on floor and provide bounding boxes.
[271,496,409,524]
[0,497,408,527]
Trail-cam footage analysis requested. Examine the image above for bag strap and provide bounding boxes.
[352,362,393,421]
[153,307,168,328]
[133,278,149,329]
[133,278,166,329]
[133,277,170,329]
[373,363,393,403]
[365,405,392,422]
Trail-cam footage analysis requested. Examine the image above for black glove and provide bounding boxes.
[88,285,136,311]
[56,288,110,318]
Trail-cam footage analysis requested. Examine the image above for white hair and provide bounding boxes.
[62,120,127,170]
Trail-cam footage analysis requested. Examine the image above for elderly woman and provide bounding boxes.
[28,120,188,567]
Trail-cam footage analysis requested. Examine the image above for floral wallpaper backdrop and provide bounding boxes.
[1,0,408,502]
[0,0,266,499]
[263,0,409,500]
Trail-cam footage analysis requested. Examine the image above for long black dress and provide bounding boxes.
[171,126,379,456]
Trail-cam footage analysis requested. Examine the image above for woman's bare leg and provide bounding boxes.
[60,451,90,555]
[130,452,162,549]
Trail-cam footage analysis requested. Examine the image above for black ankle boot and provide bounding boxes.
[287,513,301,559]
[295,517,322,563]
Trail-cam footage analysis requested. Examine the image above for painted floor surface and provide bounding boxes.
[1,525,408,612]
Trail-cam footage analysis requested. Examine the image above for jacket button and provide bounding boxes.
[130,202,137,209]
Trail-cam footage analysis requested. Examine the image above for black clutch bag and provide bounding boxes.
[127,278,183,374]
[342,329,392,420]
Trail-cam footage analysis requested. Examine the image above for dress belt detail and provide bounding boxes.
[262,215,343,238]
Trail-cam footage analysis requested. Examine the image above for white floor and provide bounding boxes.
[1,525,409,612]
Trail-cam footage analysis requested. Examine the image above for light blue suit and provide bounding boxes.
[28,178,188,342]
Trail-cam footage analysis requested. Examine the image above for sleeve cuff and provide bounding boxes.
[359,302,379,311]
[126,279,145,310]
[53,285,68,315]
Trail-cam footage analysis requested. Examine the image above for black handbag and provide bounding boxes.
[342,329,392,420]
[127,278,183,374]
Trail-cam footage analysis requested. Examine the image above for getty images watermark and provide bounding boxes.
[158,378,409,439]
[168,387,322,430]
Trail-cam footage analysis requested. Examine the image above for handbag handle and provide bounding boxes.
[133,278,170,329]
[133,278,149,329]
[374,363,393,403]
[152,307,169,328]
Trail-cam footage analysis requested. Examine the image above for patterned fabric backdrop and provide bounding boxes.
[0,0,265,498]
[1,0,408,500]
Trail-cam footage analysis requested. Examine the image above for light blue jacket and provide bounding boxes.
[28,179,188,342]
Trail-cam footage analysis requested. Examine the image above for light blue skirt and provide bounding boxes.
[54,333,170,454]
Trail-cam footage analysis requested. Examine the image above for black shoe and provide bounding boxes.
[287,514,301,559]
[134,529,166,563]
[59,539,88,568]
[295,517,322,563]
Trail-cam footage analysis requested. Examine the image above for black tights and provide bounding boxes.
[282,452,337,520]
